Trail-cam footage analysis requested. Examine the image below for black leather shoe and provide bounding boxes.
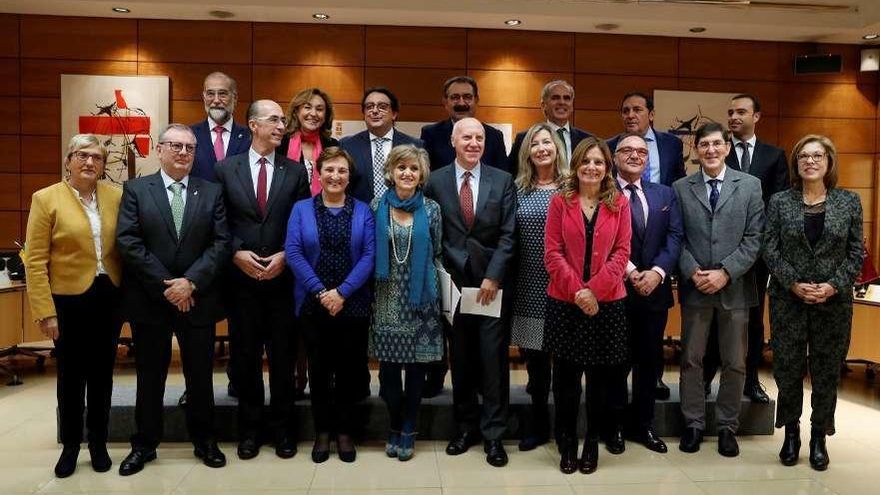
[704,381,712,397]
[194,442,227,468]
[227,382,239,398]
[518,434,549,452]
[88,443,112,472]
[177,390,188,407]
[779,423,801,466]
[744,381,770,404]
[118,448,156,476]
[54,445,80,478]
[559,443,578,474]
[312,433,330,464]
[603,428,625,455]
[484,440,508,467]
[655,379,671,401]
[636,427,667,453]
[421,381,444,399]
[237,436,260,460]
[679,427,703,453]
[579,440,598,474]
[445,431,482,456]
[337,434,357,463]
[717,428,739,457]
[809,428,829,471]
[275,437,297,459]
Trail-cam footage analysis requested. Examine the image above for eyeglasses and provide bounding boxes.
[71,151,105,164]
[447,93,475,102]
[160,142,196,154]
[696,140,727,151]
[796,151,827,163]
[255,115,288,126]
[363,102,392,113]
[615,147,649,158]
[204,90,232,100]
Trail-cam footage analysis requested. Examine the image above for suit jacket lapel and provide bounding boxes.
[474,165,493,221]
[195,121,214,167]
[264,153,288,217]
[147,174,179,242]
[234,155,260,214]
[442,166,467,230]
[358,132,374,189]
[229,123,249,156]
[178,179,201,245]
[688,175,712,213]
[714,173,739,212]
[725,151,740,171]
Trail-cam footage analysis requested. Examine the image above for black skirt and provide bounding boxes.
[543,297,629,366]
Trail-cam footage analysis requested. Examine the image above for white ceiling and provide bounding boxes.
[1,0,880,44]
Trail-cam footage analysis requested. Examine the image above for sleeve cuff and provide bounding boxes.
[651,266,666,282]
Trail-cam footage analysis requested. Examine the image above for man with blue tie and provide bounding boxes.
[190,72,252,182]
[341,87,423,203]
[614,133,682,454]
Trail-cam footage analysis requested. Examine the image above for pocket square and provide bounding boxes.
[661,205,670,212]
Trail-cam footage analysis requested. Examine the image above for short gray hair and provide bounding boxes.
[541,80,574,102]
[203,71,238,95]
[65,134,108,163]
[158,123,195,142]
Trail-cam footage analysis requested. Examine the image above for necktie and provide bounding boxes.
[738,142,751,173]
[213,125,225,161]
[460,171,474,228]
[256,157,268,216]
[625,184,646,237]
[373,136,389,198]
[556,127,569,163]
[708,179,720,211]
[169,182,184,236]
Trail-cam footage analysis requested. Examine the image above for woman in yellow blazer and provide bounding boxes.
[24,134,123,478]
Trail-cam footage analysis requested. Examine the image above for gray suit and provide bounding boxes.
[673,167,764,432]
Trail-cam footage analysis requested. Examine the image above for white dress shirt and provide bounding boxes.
[702,165,727,203]
[160,168,189,208]
[66,181,105,276]
[454,161,481,213]
[731,134,757,170]
[248,148,276,196]
[208,116,234,154]
[548,121,572,162]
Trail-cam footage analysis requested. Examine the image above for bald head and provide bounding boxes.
[248,99,286,155]
[451,117,485,169]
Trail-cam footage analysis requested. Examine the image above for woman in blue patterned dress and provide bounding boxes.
[371,144,443,461]
[510,123,568,451]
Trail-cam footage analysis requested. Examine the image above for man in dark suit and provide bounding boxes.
[423,117,517,468]
[191,72,251,182]
[614,133,683,454]
[214,100,310,461]
[704,94,789,404]
[607,92,686,187]
[507,79,592,172]
[420,75,508,172]
[341,86,423,203]
[116,124,232,475]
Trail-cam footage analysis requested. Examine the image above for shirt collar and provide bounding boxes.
[643,127,657,142]
[207,117,234,133]
[160,168,189,189]
[548,121,570,133]
[616,175,642,191]
[732,134,757,149]
[64,180,96,204]
[248,148,275,167]
[370,128,394,142]
[701,166,727,184]
[454,160,481,181]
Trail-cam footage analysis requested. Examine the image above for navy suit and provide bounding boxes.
[507,125,592,172]
[420,119,507,172]
[622,181,683,428]
[608,129,685,187]
[340,128,424,203]
[190,120,252,182]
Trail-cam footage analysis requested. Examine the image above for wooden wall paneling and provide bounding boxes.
[20,136,59,174]
[0,97,19,135]
[20,60,137,98]
[254,23,364,66]
[251,66,364,104]
[575,74,678,111]
[778,42,864,84]
[853,188,874,218]
[471,70,572,108]
[677,78,780,117]
[468,29,573,73]
[478,107,546,139]
[575,110,623,139]
[575,34,677,77]
[138,20,252,64]
[0,291,23,348]
[19,174,57,210]
[837,154,875,189]
[365,26,466,69]
[779,82,877,119]
[21,16,136,61]
[137,62,253,101]
[171,100,249,128]
[679,39,780,81]
[0,211,20,249]
[778,117,875,154]
[0,59,19,96]
[0,15,19,58]
[396,105,448,124]
[754,116,780,148]
[19,98,59,136]
[365,68,463,106]
[333,104,366,121]
[0,172,20,210]
[0,135,20,173]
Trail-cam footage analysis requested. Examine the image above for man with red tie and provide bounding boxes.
[214,100,310,460]
[191,72,252,182]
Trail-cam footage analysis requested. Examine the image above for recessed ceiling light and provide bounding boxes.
[504,19,522,26]
[689,27,707,33]
[313,13,330,20]
[111,7,130,13]
[864,33,879,40]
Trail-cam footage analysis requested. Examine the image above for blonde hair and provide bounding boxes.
[789,134,839,190]
[383,144,430,188]
[559,137,619,211]
[284,87,334,139]
[515,123,568,192]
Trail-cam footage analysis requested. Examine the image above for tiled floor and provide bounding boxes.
[2,356,880,495]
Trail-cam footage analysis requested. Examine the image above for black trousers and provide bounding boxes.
[449,312,510,441]
[521,348,552,438]
[627,306,668,428]
[300,310,368,435]
[705,261,768,385]
[227,279,296,440]
[554,358,629,444]
[130,318,216,450]
[53,275,122,447]
[379,361,425,433]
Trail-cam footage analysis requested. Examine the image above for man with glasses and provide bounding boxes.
[673,123,764,458]
[214,100,310,461]
[614,133,682,455]
[341,87,423,203]
[191,72,251,182]
[116,124,232,475]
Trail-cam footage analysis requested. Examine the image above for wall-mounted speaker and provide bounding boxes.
[794,54,843,74]
[861,49,879,72]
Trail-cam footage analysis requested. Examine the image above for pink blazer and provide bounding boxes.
[544,192,631,303]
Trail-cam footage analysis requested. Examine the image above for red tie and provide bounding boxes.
[460,171,474,228]
[213,125,225,161]
[256,157,268,216]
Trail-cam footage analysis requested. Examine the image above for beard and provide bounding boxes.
[207,106,231,123]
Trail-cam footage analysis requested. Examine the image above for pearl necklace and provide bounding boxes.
[390,208,413,264]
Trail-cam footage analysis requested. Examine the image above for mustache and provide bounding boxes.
[453,104,471,113]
